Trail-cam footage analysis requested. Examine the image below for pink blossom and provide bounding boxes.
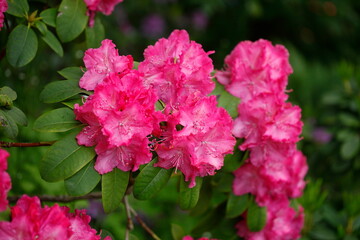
[216,39,292,102]
[139,29,215,108]
[79,39,133,90]
[0,195,109,239]
[236,200,304,240]
[84,0,123,27]
[0,0,7,31]
[154,96,235,188]
[0,149,11,212]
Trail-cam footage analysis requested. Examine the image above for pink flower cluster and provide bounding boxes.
[0,149,11,211]
[84,0,123,26]
[0,0,7,30]
[0,195,110,240]
[75,30,235,187]
[217,39,307,239]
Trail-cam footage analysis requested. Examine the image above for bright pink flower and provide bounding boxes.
[84,0,123,15]
[95,135,152,173]
[0,195,109,240]
[216,39,292,102]
[139,29,215,108]
[79,39,133,90]
[236,200,304,240]
[0,149,11,212]
[154,96,235,188]
[0,0,7,30]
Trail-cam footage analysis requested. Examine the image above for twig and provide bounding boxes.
[8,192,102,203]
[123,196,134,240]
[129,206,161,240]
[0,141,55,148]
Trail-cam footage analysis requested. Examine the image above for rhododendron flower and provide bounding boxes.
[0,149,11,212]
[139,29,215,108]
[236,200,304,240]
[0,0,7,31]
[80,39,133,91]
[75,70,158,174]
[216,39,292,102]
[154,96,235,187]
[84,0,123,27]
[0,195,110,239]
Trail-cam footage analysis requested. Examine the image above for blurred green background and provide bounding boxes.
[1,0,360,239]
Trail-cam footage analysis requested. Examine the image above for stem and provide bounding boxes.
[129,207,161,240]
[123,196,134,240]
[8,192,102,203]
[0,141,55,148]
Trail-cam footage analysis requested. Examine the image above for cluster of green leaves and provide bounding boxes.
[5,0,105,68]
[0,86,27,139]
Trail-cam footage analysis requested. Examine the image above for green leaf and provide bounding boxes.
[246,201,267,232]
[6,0,29,17]
[226,193,249,218]
[171,224,185,240]
[86,17,105,48]
[178,175,203,210]
[65,160,100,196]
[191,203,226,236]
[190,179,212,216]
[56,0,88,42]
[40,8,57,27]
[102,169,129,213]
[341,134,360,160]
[34,107,80,132]
[3,106,28,126]
[40,130,96,182]
[35,21,48,35]
[62,98,84,109]
[40,80,82,103]
[211,79,240,118]
[41,29,64,57]
[58,67,84,80]
[7,25,38,68]
[0,86,17,101]
[0,110,18,139]
[133,159,173,200]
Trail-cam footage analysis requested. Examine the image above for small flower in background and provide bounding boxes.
[0,0,7,30]
[191,10,208,31]
[84,0,124,27]
[141,14,166,39]
[312,127,332,144]
[0,148,11,212]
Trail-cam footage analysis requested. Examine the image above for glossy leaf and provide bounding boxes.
[0,86,17,101]
[171,224,185,240]
[56,0,88,42]
[133,159,173,200]
[211,80,240,118]
[65,160,100,196]
[40,130,96,182]
[58,67,84,80]
[0,110,18,139]
[3,106,28,126]
[7,25,38,68]
[86,17,105,48]
[246,202,267,232]
[40,80,82,103]
[226,193,249,219]
[102,168,129,213]
[6,0,29,17]
[40,8,57,27]
[35,21,48,35]
[34,107,80,132]
[41,29,64,57]
[178,176,203,210]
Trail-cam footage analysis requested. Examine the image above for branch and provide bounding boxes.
[123,196,133,240]
[0,141,55,148]
[8,192,102,203]
[129,207,161,240]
